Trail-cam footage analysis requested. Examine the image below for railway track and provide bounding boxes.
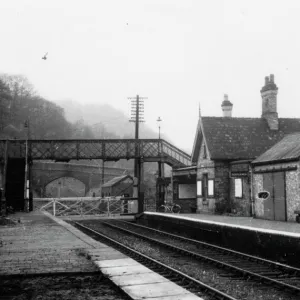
[101,220,300,296]
[74,221,237,300]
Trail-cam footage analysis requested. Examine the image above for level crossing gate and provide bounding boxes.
[35,196,138,217]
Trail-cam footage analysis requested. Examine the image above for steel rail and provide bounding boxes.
[121,220,300,276]
[102,221,300,295]
[74,222,237,300]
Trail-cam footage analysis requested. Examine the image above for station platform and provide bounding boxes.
[137,212,300,268]
[0,211,202,300]
[146,212,300,236]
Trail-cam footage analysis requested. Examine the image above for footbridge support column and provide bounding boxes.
[0,140,8,216]
[138,158,144,214]
[156,161,165,210]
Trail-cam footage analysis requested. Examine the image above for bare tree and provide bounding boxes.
[0,79,12,131]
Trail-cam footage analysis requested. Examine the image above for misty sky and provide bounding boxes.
[1,0,300,151]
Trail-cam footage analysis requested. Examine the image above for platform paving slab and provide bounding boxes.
[96,258,139,268]
[94,258,203,300]
[110,272,169,286]
[86,248,127,261]
[100,264,153,277]
[149,295,203,300]
[122,282,194,299]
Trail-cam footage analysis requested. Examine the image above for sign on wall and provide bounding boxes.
[179,184,196,199]
[231,163,249,177]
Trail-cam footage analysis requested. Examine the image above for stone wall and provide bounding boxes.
[286,168,300,221]
[215,162,230,201]
[197,140,230,213]
[229,176,251,216]
[176,198,197,213]
[197,141,215,212]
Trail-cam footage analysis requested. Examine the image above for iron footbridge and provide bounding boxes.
[0,139,191,168]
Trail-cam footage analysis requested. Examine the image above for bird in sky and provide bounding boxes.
[42,52,48,60]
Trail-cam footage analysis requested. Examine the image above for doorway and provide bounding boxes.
[6,158,25,211]
[263,172,286,221]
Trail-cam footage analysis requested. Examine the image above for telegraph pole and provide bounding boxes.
[129,95,146,213]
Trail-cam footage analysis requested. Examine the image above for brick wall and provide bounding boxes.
[261,89,277,114]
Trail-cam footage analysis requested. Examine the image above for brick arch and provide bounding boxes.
[45,176,86,198]
[32,170,91,197]
[30,162,130,197]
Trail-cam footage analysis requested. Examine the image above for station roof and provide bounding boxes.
[192,117,300,162]
[252,132,300,165]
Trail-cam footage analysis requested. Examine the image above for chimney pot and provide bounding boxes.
[221,94,233,117]
[265,76,269,85]
[270,74,274,83]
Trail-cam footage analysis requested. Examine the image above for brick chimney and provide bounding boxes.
[221,94,233,117]
[261,74,278,130]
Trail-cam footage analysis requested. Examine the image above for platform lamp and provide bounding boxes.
[156,117,164,208]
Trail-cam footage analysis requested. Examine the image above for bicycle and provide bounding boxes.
[158,202,181,213]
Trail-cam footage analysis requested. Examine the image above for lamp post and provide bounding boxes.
[156,117,162,139]
[156,117,164,209]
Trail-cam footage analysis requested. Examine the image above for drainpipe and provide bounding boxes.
[1,140,8,216]
[250,164,255,217]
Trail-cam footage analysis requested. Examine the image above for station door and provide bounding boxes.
[6,158,25,211]
[263,172,286,221]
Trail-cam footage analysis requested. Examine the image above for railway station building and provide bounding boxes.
[173,74,300,221]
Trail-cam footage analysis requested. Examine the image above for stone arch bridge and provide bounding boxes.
[31,161,130,197]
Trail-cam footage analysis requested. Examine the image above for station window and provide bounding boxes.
[197,180,202,196]
[234,178,243,198]
[208,180,214,196]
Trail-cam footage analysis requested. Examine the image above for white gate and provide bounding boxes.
[34,197,138,216]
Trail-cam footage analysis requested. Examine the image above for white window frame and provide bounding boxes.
[197,180,202,196]
[208,179,214,196]
[234,178,243,198]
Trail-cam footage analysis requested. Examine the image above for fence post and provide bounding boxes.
[53,199,56,216]
[107,198,110,217]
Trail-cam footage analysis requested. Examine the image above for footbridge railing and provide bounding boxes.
[0,139,191,168]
